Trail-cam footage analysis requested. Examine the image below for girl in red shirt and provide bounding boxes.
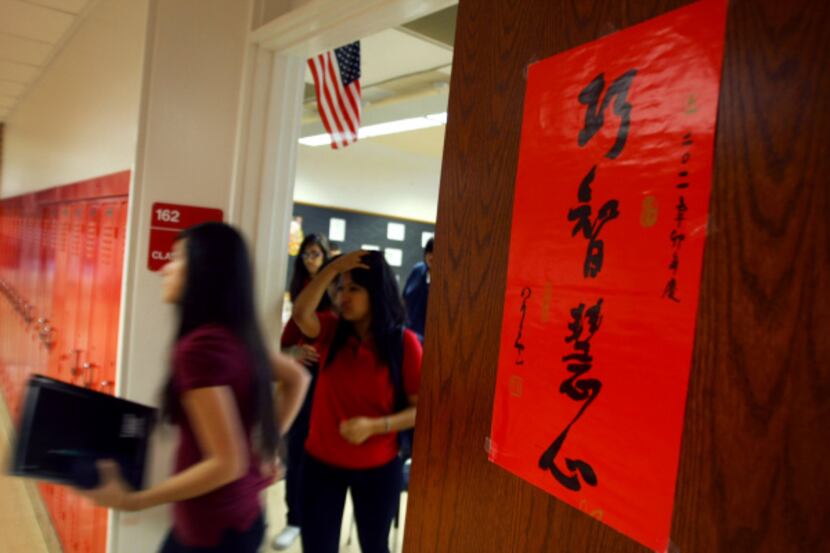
[293,250,421,553]
[80,223,310,552]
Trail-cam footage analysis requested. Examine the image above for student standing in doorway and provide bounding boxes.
[293,250,422,553]
[273,234,332,550]
[402,238,434,342]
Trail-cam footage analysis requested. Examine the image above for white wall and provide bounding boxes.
[114,1,257,551]
[294,132,442,223]
[0,0,149,198]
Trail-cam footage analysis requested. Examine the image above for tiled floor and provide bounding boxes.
[0,399,54,553]
[0,391,409,553]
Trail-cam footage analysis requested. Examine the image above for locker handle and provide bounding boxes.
[39,325,55,350]
[23,303,36,323]
[82,362,96,388]
[69,350,83,380]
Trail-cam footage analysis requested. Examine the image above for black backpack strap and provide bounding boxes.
[388,325,413,459]
[388,325,407,410]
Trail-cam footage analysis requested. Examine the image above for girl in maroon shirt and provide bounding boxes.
[293,250,422,553]
[80,223,310,552]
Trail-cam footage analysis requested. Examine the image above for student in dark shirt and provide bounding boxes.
[402,238,434,342]
[80,222,310,553]
[293,250,422,553]
[274,233,332,550]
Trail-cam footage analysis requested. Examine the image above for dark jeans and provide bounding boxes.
[284,364,316,526]
[301,454,402,553]
[158,514,265,553]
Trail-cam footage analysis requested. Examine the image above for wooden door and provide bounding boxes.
[404,1,829,552]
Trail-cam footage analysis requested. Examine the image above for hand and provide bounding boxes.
[329,250,370,274]
[339,417,380,445]
[77,460,140,511]
[291,344,319,367]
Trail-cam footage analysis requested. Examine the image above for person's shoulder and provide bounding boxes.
[402,328,423,350]
[318,310,338,325]
[314,311,340,343]
[176,324,238,353]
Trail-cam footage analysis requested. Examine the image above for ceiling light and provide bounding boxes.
[299,112,447,147]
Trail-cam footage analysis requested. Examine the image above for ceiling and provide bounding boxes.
[0,0,457,158]
[299,5,456,158]
[295,5,457,223]
[0,0,93,122]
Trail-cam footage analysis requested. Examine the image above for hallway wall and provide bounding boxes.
[0,0,150,198]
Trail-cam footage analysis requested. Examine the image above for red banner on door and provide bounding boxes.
[147,203,223,271]
[488,1,727,551]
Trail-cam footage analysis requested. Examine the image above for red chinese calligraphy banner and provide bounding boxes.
[488,1,727,551]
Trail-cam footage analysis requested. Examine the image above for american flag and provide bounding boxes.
[307,42,362,149]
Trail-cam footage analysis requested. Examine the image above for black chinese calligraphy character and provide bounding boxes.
[663,278,680,302]
[561,300,603,399]
[514,287,532,365]
[564,300,603,347]
[539,423,599,491]
[670,229,685,249]
[675,196,688,224]
[577,69,638,159]
[668,252,680,272]
[539,298,604,491]
[568,167,620,278]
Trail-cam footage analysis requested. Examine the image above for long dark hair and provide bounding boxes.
[161,222,279,459]
[289,234,332,311]
[326,251,406,368]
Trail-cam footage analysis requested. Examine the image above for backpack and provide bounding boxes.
[388,325,414,460]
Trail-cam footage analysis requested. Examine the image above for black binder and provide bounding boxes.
[8,375,156,490]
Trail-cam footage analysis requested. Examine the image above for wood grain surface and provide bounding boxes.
[403,1,829,552]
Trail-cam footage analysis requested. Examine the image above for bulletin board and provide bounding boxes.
[288,202,436,286]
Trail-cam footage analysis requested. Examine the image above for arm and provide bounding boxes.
[339,395,417,445]
[82,386,249,511]
[402,264,420,300]
[292,264,337,339]
[270,349,311,434]
[293,250,368,338]
[340,330,422,445]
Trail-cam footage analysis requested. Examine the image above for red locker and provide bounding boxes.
[49,204,73,381]
[61,203,86,388]
[0,171,130,553]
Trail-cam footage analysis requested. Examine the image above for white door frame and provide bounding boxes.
[231,0,455,338]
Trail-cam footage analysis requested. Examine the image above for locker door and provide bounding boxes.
[102,199,129,393]
[60,203,87,553]
[31,205,54,380]
[49,204,73,380]
[60,203,86,385]
[92,198,129,553]
[68,200,105,553]
[15,203,40,416]
[78,201,105,553]
[37,205,59,364]
[35,205,60,540]
[39,204,73,552]
[76,202,100,388]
